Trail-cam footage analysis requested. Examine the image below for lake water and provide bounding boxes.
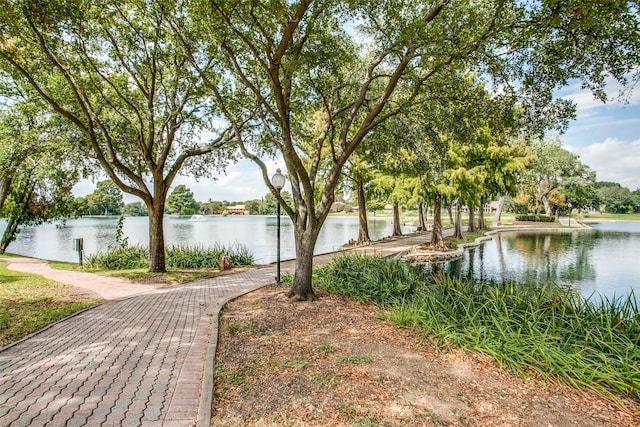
[0,215,408,265]
[434,222,640,302]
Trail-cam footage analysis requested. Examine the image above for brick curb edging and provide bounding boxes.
[195,268,279,427]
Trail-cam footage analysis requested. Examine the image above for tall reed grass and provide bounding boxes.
[85,244,148,269]
[313,254,640,402]
[86,242,255,270]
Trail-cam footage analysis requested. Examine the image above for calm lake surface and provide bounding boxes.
[0,215,408,265]
[433,222,640,302]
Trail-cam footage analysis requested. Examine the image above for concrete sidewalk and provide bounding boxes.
[0,231,437,426]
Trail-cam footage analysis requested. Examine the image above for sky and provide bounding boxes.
[558,77,640,192]
[73,77,640,204]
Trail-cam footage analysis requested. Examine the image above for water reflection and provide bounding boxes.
[429,223,640,301]
[0,215,408,265]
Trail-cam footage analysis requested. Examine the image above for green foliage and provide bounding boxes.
[121,201,148,217]
[0,1,236,272]
[165,243,255,269]
[515,214,557,222]
[84,181,124,216]
[114,216,128,249]
[520,136,596,216]
[314,255,640,402]
[0,98,81,253]
[167,185,200,216]
[598,185,636,214]
[313,254,428,305]
[86,242,255,270]
[85,245,149,270]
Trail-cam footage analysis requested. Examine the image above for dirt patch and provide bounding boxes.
[213,284,639,426]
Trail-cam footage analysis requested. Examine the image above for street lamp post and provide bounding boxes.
[568,202,572,227]
[271,169,286,283]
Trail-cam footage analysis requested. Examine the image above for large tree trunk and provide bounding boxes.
[356,173,370,245]
[541,194,552,216]
[454,204,463,239]
[0,176,12,214]
[478,196,487,230]
[468,205,477,233]
[392,203,402,236]
[418,202,426,231]
[0,216,19,253]
[288,226,320,301]
[492,195,505,227]
[430,192,446,249]
[147,198,167,273]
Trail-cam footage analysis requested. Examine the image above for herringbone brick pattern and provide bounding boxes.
[0,267,277,427]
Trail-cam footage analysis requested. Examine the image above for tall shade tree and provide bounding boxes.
[166,184,199,215]
[85,180,124,216]
[0,102,39,213]
[0,155,77,253]
[597,182,635,214]
[176,0,640,300]
[0,0,234,272]
[524,136,592,216]
[0,101,82,252]
[345,156,374,245]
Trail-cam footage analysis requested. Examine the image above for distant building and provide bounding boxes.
[226,205,250,215]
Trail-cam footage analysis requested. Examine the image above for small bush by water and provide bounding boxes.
[86,242,255,270]
[515,214,557,222]
[312,254,640,402]
[85,245,149,269]
[313,254,428,304]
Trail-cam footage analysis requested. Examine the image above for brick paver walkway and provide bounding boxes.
[0,230,442,426]
[0,266,283,427]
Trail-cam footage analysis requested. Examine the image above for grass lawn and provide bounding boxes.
[582,212,640,221]
[0,260,102,348]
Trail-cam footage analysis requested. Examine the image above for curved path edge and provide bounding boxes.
[195,268,278,426]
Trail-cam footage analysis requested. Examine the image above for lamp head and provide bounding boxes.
[271,168,286,191]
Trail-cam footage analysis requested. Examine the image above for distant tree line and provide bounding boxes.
[68,181,297,217]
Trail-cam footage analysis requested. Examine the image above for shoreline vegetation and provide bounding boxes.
[306,254,640,403]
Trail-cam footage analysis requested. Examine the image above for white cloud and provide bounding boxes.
[172,163,268,203]
[74,158,286,204]
[559,75,640,120]
[567,138,640,190]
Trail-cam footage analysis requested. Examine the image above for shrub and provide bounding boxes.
[313,254,428,304]
[515,214,557,222]
[86,245,149,269]
[86,242,255,270]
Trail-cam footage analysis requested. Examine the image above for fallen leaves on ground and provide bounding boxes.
[213,284,639,426]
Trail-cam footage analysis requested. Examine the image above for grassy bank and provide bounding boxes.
[310,254,640,403]
[0,260,102,347]
[582,212,640,221]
